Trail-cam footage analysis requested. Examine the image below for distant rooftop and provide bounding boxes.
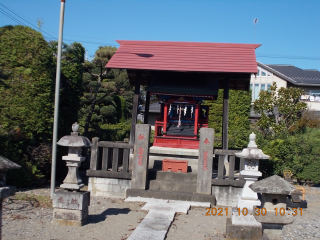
[259,63,320,85]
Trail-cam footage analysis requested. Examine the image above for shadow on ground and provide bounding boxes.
[87,208,131,224]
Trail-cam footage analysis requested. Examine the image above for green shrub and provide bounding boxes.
[114,95,127,123]
[256,128,320,183]
[97,123,131,141]
[205,89,251,148]
[296,160,320,184]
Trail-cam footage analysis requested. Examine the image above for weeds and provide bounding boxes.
[13,193,52,209]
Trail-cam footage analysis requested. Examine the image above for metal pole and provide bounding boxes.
[51,0,66,198]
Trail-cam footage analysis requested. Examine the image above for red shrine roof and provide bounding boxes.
[106,40,261,73]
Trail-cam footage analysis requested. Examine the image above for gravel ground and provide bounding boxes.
[1,186,319,240]
[281,186,320,240]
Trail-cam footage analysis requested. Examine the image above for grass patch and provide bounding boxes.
[14,193,52,208]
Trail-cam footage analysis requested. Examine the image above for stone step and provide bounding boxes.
[126,189,216,206]
[149,180,196,193]
[148,170,197,182]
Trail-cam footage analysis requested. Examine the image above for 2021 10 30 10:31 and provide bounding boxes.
[205,207,303,216]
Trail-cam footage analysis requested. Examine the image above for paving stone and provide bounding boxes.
[127,227,167,240]
[125,196,211,240]
[145,210,175,221]
[169,200,211,208]
[141,202,190,213]
[139,218,172,231]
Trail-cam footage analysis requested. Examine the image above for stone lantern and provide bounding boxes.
[234,132,270,211]
[57,122,91,190]
[0,155,21,188]
[250,175,296,240]
[0,155,21,238]
[226,132,269,240]
[52,123,91,227]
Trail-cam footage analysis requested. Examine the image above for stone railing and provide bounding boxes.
[212,149,245,187]
[87,138,134,179]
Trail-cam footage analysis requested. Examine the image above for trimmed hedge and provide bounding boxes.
[205,89,252,148]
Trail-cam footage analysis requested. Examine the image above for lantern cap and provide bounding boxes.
[0,155,21,170]
[235,132,269,159]
[57,123,92,147]
[249,175,296,195]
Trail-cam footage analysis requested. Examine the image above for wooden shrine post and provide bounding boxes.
[222,76,230,150]
[131,124,150,189]
[129,73,141,145]
[194,104,200,137]
[222,76,230,175]
[197,128,214,194]
[144,91,150,124]
[163,103,168,135]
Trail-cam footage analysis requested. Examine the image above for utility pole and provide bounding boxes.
[51,0,66,198]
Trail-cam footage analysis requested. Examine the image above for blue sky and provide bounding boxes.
[1,0,319,70]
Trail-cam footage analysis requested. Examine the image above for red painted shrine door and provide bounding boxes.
[154,96,209,149]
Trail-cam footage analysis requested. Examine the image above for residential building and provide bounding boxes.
[251,62,320,111]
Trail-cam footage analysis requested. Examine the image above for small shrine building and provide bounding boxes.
[106,40,260,150]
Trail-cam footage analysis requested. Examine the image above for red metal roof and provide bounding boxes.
[106,40,261,73]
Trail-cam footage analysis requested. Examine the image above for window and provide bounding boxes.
[267,84,271,90]
[309,90,320,102]
[255,67,271,77]
[254,84,259,100]
[252,83,272,101]
[251,67,273,101]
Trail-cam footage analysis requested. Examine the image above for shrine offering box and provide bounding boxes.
[162,159,188,173]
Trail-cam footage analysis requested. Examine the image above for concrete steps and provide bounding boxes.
[127,169,216,205]
[149,170,197,182]
[126,189,216,206]
[149,180,196,193]
[148,170,197,193]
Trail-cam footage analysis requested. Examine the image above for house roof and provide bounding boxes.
[258,62,320,86]
[106,40,261,73]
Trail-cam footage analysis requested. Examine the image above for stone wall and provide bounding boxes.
[88,177,132,198]
[212,185,243,207]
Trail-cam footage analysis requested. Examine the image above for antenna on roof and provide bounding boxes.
[253,18,258,43]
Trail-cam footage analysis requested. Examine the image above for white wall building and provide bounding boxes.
[250,62,320,111]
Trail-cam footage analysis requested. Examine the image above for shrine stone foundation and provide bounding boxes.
[52,190,90,226]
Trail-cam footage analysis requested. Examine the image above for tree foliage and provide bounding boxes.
[0,25,85,187]
[79,46,133,137]
[253,84,319,184]
[49,41,85,136]
[253,82,307,137]
[205,89,252,148]
[0,25,55,140]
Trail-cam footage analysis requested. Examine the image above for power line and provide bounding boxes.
[257,54,320,61]
[0,3,119,47]
[1,3,318,60]
[0,4,118,48]
[0,3,58,40]
[0,9,25,26]
[0,8,56,41]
